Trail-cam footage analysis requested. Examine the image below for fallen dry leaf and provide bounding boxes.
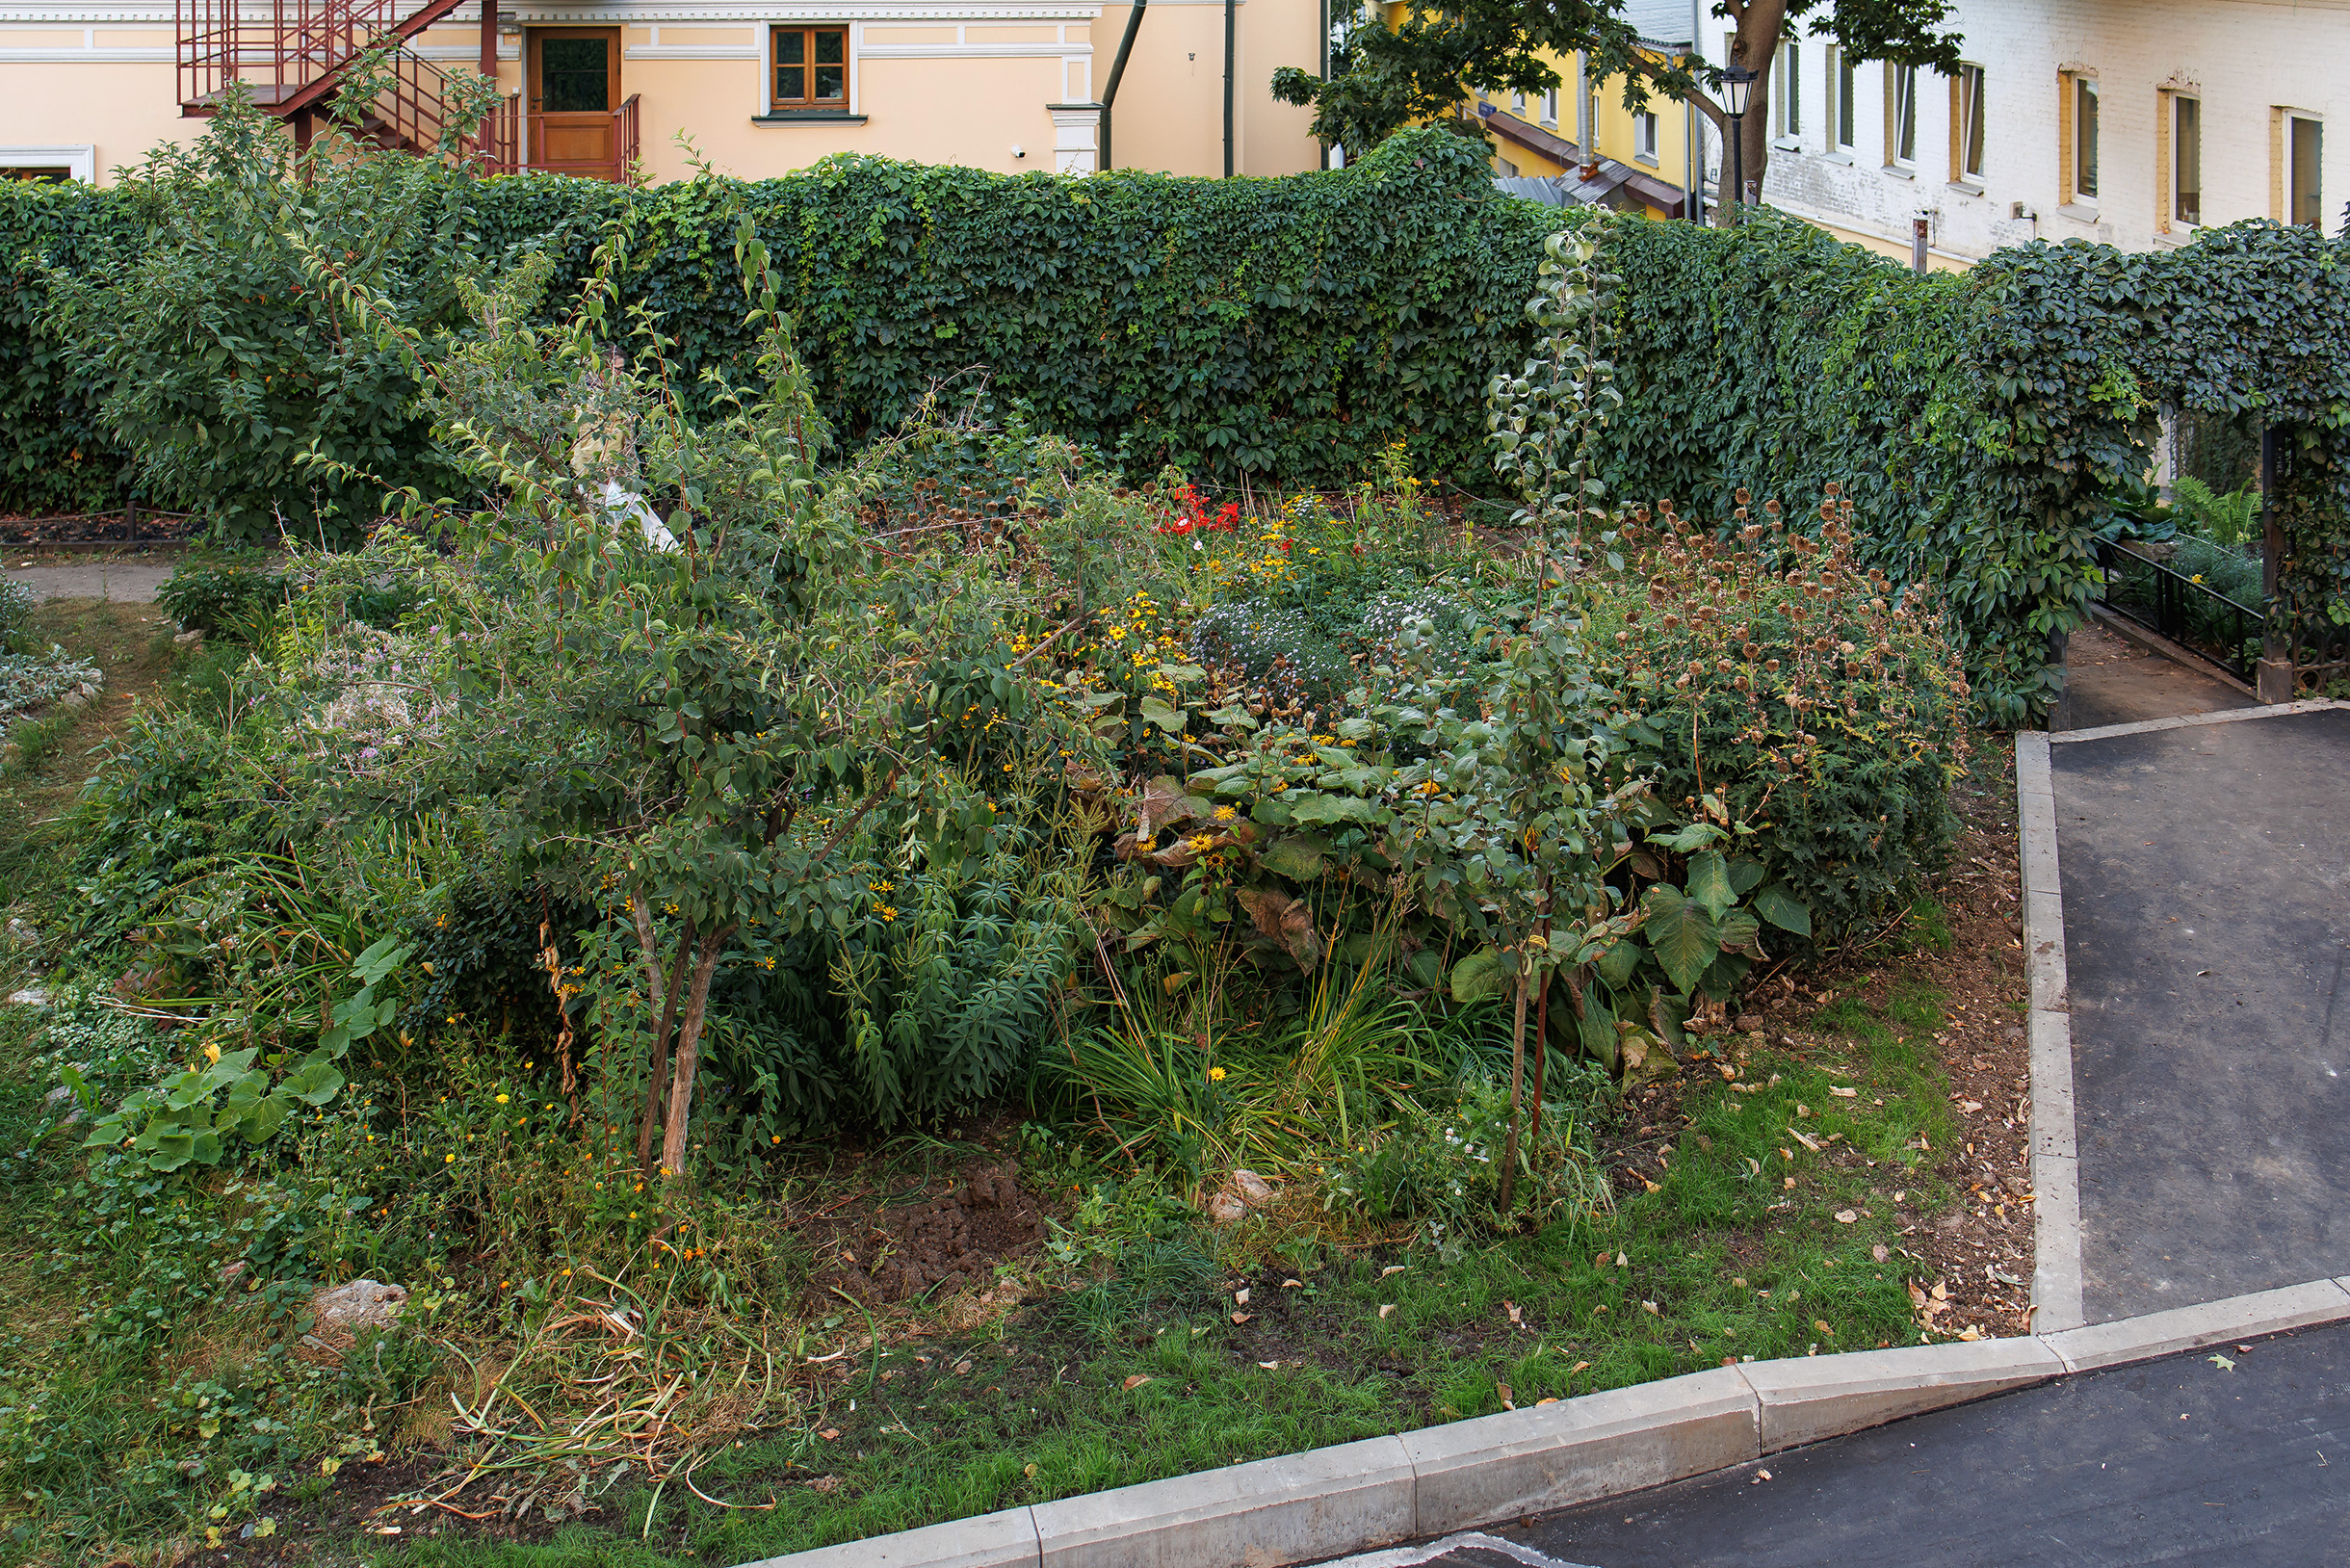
[1378,1303,1397,1319]
[1815,1320,1835,1336]
[1956,1325,1983,1342]
[818,1427,842,1442]
[1789,1128,1822,1153]
[1616,1252,1630,1268]
[1231,1312,1254,1325]
[1959,1100,1983,1113]
[1931,1281,1950,1301]
[1535,1397,1560,1406]
[1642,1300,1659,1316]
[1834,1210,1857,1223]
[1381,1265,1407,1277]
[1282,1278,1303,1289]
[1497,1382,1516,1410]
[1256,1360,1279,1370]
[1570,1360,1592,1373]
[1829,1085,1858,1098]
[1234,1288,1250,1306]
[1871,1243,1890,1264]
[1505,1300,1524,1326]
[1122,1374,1153,1391]
[810,1476,841,1495]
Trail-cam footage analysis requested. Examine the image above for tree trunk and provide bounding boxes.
[1694,0,1787,225]
[1500,959,1528,1215]
[660,928,729,1180]
[1530,970,1550,1147]
[635,907,695,1177]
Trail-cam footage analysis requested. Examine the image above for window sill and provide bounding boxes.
[1771,135,1800,150]
[1633,152,1659,168]
[2056,200,2099,223]
[1882,162,1915,180]
[1946,179,1985,197]
[1819,148,1856,165]
[753,113,867,126]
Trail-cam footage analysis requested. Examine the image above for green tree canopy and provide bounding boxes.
[1274,0,1962,222]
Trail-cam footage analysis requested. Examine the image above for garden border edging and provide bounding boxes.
[731,1281,2350,1568]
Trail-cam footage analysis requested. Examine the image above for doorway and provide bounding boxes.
[529,28,621,178]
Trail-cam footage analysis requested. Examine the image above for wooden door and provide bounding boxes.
[529,29,619,178]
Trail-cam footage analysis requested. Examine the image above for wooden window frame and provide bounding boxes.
[1885,62,1918,169]
[1949,62,1985,185]
[2060,71,2098,208]
[1775,40,1799,143]
[770,25,851,116]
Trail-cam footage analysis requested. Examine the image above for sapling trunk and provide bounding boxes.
[660,930,727,1178]
[632,900,696,1177]
[1501,959,1528,1215]
[1530,970,1550,1148]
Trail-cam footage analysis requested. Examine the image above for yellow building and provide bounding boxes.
[1468,2,1704,221]
[0,0,1329,186]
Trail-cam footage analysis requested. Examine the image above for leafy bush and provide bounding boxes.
[154,550,288,639]
[2171,476,2261,549]
[1585,491,1969,954]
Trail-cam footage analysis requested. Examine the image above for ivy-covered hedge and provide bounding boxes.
[5,123,2341,713]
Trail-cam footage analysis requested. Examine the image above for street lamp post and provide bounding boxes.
[1719,62,1756,224]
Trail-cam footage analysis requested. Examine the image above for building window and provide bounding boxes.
[2078,78,2100,196]
[1827,46,1855,151]
[1634,109,1658,160]
[1775,41,1799,140]
[1542,85,1558,126]
[1951,63,1984,182]
[772,25,849,113]
[2172,93,2201,226]
[2290,115,2323,225]
[1886,63,1917,166]
[1512,90,1527,114]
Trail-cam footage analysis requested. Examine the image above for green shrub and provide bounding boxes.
[154,550,288,638]
[1585,492,1969,954]
[2171,476,2261,548]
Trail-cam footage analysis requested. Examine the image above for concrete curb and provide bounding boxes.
[732,1281,2350,1568]
[2045,697,2345,746]
[2015,732,2085,1336]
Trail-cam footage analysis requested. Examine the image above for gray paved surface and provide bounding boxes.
[2055,621,2256,732]
[3,558,172,603]
[1348,1323,2350,1568]
[2054,709,2350,1321]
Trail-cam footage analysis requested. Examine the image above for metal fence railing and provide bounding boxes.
[2097,537,2263,682]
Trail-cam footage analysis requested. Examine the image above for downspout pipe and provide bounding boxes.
[1098,0,1147,171]
[1223,0,1235,176]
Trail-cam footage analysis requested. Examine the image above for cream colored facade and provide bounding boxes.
[0,0,1325,184]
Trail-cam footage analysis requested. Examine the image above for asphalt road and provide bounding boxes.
[1325,1323,2350,1568]
[2054,708,2350,1320]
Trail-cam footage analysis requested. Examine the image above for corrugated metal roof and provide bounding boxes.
[1619,0,1696,51]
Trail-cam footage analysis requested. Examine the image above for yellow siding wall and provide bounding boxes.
[0,61,199,178]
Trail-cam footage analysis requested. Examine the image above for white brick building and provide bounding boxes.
[1699,0,2345,265]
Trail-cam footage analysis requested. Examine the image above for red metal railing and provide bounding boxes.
[614,93,640,184]
[469,92,521,174]
[175,0,464,118]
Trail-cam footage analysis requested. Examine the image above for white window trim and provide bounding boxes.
[1886,61,1918,169]
[0,144,96,182]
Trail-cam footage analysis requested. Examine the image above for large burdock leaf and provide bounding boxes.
[1684,850,1735,918]
[1449,947,1511,1004]
[1640,884,1720,995]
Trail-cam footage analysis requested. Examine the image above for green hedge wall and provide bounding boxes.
[6,122,2340,715]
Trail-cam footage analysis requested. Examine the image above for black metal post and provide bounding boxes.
[1097,0,1148,171]
[1223,0,1236,177]
[1724,111,1743,223]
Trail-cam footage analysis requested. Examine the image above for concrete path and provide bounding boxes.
[1337,1322,2350,1568]
[2054,618,2255,732]
[3,557,173,604]
[2052,706,2350,1322]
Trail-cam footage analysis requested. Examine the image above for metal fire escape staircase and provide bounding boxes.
[174,0,515,168]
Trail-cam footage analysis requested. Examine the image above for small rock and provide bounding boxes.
[174,628,205,646]
[5,988,49,1009]
[42,1084,74,1107]
[2001,1174,2031,1196]
[2003,1026,2025,1042]
[1735,1015,1766,1033]
[1229,1168,1275,1205]
[1206,1191,1248,1224]
[310,1278,408,1334]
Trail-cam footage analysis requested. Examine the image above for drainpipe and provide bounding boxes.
[1223,0,1235,176]
[1097,0,1147,171]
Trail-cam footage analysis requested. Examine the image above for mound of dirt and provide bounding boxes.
[809,1167,1042,1307]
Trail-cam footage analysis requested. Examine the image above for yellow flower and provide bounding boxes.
[1188,833,1215,852]
[444,1153,455,1163]
[1209,1066,1227,1082]
[878,904,899,922]
[1213,805,1238,822]
[495,1093,509,1104]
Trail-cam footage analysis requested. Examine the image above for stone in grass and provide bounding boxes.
[299,1279,409,1361]
[1208,1168,1277,1223]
